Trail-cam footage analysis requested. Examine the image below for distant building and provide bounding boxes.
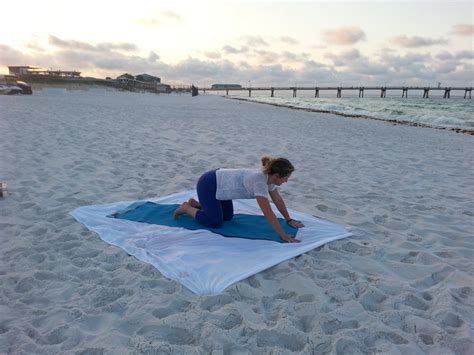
[116,73,170,93]
[158,84,172,93]
[135,74,161,83]
[116,73,135,82]
[8,66,81,77]
[8,66,39,75]
[211,84,242,89]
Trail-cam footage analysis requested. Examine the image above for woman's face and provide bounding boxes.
[271,174,289,186]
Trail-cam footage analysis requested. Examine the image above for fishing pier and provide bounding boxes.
[201,86,472,99]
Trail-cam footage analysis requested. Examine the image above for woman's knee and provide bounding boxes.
[208,219,224,228]
[196,211,223,228]
[203,215,223,228]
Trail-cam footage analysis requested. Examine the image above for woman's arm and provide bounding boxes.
[255,196,300,243]
[269,189,305,228]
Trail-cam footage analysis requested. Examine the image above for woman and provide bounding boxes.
[174,156,304,243]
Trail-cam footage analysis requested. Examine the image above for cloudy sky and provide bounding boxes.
[1,0,472,86]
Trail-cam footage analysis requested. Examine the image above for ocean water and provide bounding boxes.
[219,90,474,131]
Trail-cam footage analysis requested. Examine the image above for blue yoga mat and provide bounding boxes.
[109,202,297,243]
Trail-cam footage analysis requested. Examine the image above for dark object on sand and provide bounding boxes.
[16,81,33,94]
[0,75,32,95]
[191,85,199,97]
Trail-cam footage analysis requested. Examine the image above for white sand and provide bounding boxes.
[1,90,473,354]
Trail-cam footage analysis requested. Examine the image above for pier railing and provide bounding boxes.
[200,86,472,99]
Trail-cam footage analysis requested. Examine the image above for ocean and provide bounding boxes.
[215,90,474,131]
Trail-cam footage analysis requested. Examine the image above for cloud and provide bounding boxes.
[432,61,458,74]
[280,36,299,45]
[376,52,432,78]
[391,35,448,48]
[254,49,279,64]
[324,50,390,79]
[325,49,395,81]
[138,11,181,28]
[222,45,248,54]
[294,60,337,85]
[148,51,160,62]
[0,44,69,72]
[436,50,454,60]
[241,36,269,48]
[167,58,241,83]
[322,26,366,45]
[250,64,297,84]
[49,35,138,52]
[378,51,430,65]
[0,44,34,66]
[435,50,473,61]
[281,51,311,62]
[24,41,46,52]
[454,50,474,60]
[451,24,474,36]
[204,51,222,59]
[56,50,160,74]
[431,50,473,76]
[49,35,95,51]
[325,49,362,66]
[237,61,252,70]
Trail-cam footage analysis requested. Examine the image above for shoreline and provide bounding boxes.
[227,96,474,136]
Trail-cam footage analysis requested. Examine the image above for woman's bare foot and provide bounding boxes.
[173,201,190,219]
[188,198,201,209]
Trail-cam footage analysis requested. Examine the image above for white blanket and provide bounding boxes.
[71,190,352,295]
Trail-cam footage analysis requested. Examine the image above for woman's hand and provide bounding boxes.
[281,234,301,243]
[287,219,305,228]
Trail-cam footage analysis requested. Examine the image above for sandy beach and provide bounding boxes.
[1,90,473,354]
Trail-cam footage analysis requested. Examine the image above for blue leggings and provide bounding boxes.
[195,170,233,228]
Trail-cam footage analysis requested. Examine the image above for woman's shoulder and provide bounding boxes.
[245,169,267,182]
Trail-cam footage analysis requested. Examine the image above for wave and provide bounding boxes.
[230,95,474,132]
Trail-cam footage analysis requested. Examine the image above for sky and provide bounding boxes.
[1,0,473,86]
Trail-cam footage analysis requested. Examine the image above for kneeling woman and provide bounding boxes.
[173,156,304,243]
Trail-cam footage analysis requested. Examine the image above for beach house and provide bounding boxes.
[8,66,81,78]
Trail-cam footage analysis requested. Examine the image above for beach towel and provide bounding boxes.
[109,201,297,242]
[71,190,352,295]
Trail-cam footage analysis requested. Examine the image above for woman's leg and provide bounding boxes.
[195,170,224,228]
[221,200,234,221]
